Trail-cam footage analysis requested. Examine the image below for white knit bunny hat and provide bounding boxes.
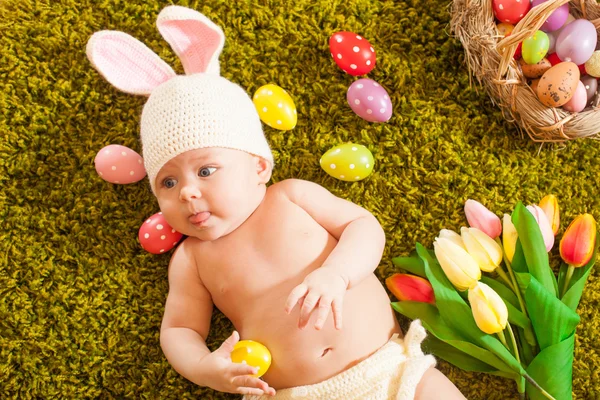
[86,6,273,193]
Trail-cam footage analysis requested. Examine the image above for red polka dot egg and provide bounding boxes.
[492,0,531,25]
[138,212,183,254]
[329,31,376,76]
[94,144,146,184]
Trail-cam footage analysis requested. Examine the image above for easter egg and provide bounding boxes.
[519,57,551,79]
[531,0,569,32]
[522,31,549,65]
[584,51,600,78]
[329,31,376,76]
[253,84,297,130]
[347,79,392,122]
[562,80,587,112]
[320,143,374,182]
[493,0,531,25]
[556,19,597,66]
[496,22,514,37]
[231,340,272,378]
[530,79,540,93]
[138,212,183,254]
[581,75,598,102]
[94,144,146,184]
[537,62,580,107]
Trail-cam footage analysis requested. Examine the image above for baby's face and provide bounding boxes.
[154,147,270,241]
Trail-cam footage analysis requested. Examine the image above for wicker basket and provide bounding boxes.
[451,0,600,142]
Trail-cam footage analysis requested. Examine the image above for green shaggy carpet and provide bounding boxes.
[1,0,599,399]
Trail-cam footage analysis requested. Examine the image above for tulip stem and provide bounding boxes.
[504,257,529,320]
[560,265,575,298]
[496,267,516,292]
[524,374,557,400]
[496,330,508,349]
[507,322,521,365]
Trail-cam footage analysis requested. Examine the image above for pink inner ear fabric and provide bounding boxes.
[160,20,221,75]
[94,35,175,95]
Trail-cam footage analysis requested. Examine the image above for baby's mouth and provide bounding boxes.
[189,211,211,225]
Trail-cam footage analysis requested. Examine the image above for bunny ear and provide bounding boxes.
[86,31,176,96]
[156,6,225,76]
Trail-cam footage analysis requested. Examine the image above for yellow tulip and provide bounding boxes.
[502,214,518,263]
[539,194,560,236]
[468,282,508,334]
[438,229,466,249]
[461,227,503,272]
[433,237,481,291]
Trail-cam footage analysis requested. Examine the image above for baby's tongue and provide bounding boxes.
[190,212,211,224]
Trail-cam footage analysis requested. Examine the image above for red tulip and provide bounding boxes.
[386,273,436,305]
[560,214,597,267]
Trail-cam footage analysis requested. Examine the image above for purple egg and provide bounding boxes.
[347,79,393,122]
[581,75,598,102]
[532,0,569,32]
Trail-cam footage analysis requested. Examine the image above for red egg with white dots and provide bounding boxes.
[329,32,376,76]
[493,0,531,25]
[94,144,146,184]
[138,212,183,254]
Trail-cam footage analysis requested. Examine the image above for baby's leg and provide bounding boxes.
[414,367,467,400]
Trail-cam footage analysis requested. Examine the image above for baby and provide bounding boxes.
[87,5,466,400]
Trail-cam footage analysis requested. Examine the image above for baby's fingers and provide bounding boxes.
[231,374,274,396]
[285,283,308,314]
[314,296,333,330]
[332,297,344,329]
[299,292,321,329]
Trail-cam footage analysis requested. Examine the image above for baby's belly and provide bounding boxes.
[231,275,400,389]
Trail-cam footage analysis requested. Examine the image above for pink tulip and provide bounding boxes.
[464,200,502,239]
[526,205,554,252]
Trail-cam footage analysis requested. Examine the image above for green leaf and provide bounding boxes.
[560,231,600,312]
[511,240,529,274]
[415,243,525,375]
[516,272,580,350]
[391,255,426,278]
[525,333,575,400]
[516,326,535,367]
[392,301,516,375]
[423,335,517,379]
[511,203,557,297]
[481,276,519,309]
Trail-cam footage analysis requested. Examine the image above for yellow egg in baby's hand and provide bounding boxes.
[231,340,272,378]
[320,143,374,182]
[253,84,297,130]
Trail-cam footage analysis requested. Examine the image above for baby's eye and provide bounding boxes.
[163,178,177,188]
[198,167,217,177]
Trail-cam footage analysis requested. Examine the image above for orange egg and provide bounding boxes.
[519,58,552,79]
[536,62,580,107]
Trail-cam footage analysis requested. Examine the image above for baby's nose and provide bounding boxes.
[179,185,201,201]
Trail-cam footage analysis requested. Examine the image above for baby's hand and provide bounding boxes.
[198,331,276,396]
[285,267,349,330]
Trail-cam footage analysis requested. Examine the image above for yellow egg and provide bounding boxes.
[320,143,375,182]
[230,340,272,378]
[253,84,297,130]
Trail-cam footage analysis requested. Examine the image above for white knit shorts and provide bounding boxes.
[243,320,436,400]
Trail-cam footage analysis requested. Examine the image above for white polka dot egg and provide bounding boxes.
[320,143,374,182]
[231,340,272,378]
[94,144,146,184]
[253,84,297,131]
[138,212,183,255]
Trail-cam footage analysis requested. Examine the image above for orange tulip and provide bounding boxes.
[559,214,596,267]
[539,194,560,236]
[386,273,436,305]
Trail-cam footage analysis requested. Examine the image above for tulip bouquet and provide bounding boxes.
[388,196,599,400]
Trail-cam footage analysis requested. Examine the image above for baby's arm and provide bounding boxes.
[160,241,275,396]
[278,179,386,329]
[280,178,386,287]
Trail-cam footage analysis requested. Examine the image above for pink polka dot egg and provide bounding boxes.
[347,79,393,123]
[320,143,374,182]
[94,144,146,184]
[138,212,183,255]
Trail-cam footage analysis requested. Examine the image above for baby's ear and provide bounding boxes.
[255,157,272,184]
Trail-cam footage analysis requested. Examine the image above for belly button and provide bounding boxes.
[320,347,333,357]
